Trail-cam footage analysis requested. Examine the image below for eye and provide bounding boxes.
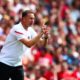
[30,17,34,20]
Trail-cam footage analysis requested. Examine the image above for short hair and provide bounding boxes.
[22,10,34,18]
[77,18,80,22]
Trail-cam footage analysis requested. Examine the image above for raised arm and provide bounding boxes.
[19,31,43,47]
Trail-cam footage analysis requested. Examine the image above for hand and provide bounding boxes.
[41,25,49,35]
[39,16,49,36]
[44,34,48,39]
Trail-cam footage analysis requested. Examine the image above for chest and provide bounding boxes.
[25,31,33,40]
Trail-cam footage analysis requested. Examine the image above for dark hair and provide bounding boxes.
[22,10,34,18]
[77,18,80,22]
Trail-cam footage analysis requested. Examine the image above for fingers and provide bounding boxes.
[37,14,44,26]
[41,25,49,35]
[38,17,49,35]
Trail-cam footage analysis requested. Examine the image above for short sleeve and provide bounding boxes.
[12,26,26,40]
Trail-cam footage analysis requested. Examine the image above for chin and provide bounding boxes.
[29,24,33,26]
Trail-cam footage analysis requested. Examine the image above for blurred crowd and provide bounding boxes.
[0,0,80,80]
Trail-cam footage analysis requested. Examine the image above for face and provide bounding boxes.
[24,13,35,27]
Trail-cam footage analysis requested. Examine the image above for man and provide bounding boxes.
[0,10,48,80]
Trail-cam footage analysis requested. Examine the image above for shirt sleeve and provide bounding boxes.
[12,27,26,40]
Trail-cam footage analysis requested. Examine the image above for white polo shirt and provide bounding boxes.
[0,22,37,66]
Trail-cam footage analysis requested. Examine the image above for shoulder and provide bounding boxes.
[10,23,25,35]
[12,23,22,29]
[11,23,24,32]
[28,27,36,32]
[28,26,37,37]
[28,27,34,30]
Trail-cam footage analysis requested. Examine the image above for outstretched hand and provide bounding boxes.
[38,15,49,38]
[41,25,49,35]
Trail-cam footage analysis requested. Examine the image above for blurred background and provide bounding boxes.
[0,0,80,80]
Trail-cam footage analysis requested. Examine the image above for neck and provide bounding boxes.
[21,21,28,30]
